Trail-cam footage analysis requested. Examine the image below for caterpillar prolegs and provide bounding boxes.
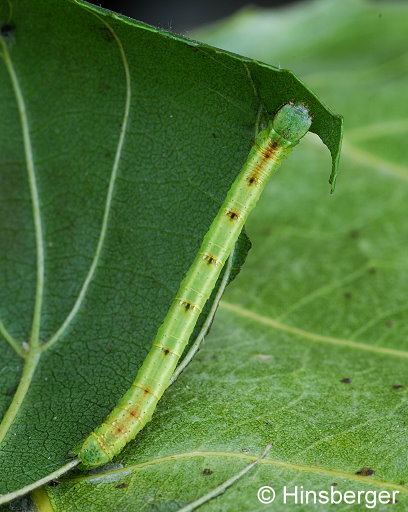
[74,102,313,469]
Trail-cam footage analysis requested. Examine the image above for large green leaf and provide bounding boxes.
[0,0,340,506]
[27,0,408,510]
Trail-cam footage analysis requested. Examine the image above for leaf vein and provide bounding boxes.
[42,17,132,351]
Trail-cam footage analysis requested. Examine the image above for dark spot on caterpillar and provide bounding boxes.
[348,229,360,239]
[128,408,140,418]
[48,480,59,487]
[260,140,279,160]
[385,320,393,328]
[202,468,213,476]
[116,483,127,489]
[179,300,199,312]
[356,467,375,476]
[99,26,115,42]
[340,377,352,384]
[203,254,217,265]
[226,209,240,221]
[1,24,15,38]
[115,426,124,433]
[247,175,257,185]
[344,292,352,299]
[163,348,170,356]
[392,384,403,389]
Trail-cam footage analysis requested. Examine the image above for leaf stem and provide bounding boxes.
[175,443,273,512]
[0,459,79,506]
[0,320,25,358]
[0,347,41,445]
[0,38,44,348]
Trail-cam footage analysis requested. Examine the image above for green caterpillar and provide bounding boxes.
[74,102,313,469]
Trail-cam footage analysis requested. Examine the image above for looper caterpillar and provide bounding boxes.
[74,102,314,469]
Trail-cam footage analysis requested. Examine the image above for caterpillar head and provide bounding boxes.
[273,102,312,143]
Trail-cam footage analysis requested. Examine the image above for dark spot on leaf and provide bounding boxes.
[99,26,114,42]
[264,422,271,426]
[368,267,377,275]
[385,320,393,328]
[340,377,352,384]
[356,467,375,476]
[392,384,403,389]
[241,448,250,453]
[331,482,338,487]
[344,292,352,299]
[0,24,15,38]
[348,229,360,239]
[212,133,217,138]
[48,480,59,487]
[115,483,127,489]
[202,468,213,476]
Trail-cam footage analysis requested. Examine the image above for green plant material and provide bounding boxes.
[0,0,340,505]
[29,0,408,510]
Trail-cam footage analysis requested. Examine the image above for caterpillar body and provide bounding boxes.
[74,102,313,469]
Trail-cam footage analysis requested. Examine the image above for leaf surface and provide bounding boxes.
[36,0,408,510]
[0,0,340,505]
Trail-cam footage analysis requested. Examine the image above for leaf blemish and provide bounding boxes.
[202,468,213,476]
[99,26,115,42]
[340,377,352,384]
[0,24,15,38]
[355,467,375,477]
[115,483,127,489]
[348,229,360,239]
[392,384,403,389]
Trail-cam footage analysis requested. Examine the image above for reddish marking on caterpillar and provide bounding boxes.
[225,209,240,221]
